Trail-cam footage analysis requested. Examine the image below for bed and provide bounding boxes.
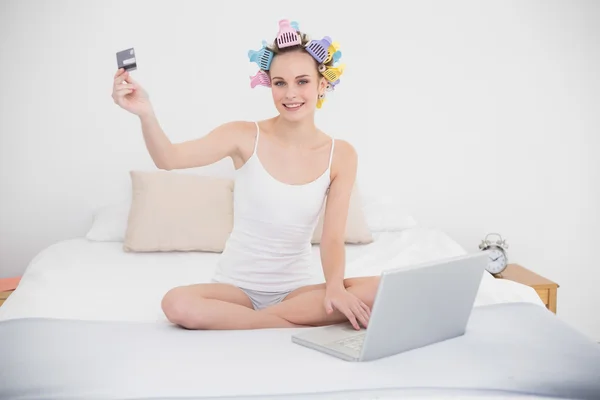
[2,226,600,400]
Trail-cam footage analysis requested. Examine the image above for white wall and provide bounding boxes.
[1,0,598,340]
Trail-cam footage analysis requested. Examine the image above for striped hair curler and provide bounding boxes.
[305,36,333,64]
[249,70,271,88]
[248,40,274,71]
[276,19,302,48]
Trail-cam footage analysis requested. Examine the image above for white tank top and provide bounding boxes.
[212,122,335,292]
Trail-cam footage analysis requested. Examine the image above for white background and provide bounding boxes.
[1,0,598,340]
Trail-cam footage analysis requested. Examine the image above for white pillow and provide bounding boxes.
[86,200,130,242]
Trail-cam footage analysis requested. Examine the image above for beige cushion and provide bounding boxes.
[311,185,373,244]
[123,170,234,253]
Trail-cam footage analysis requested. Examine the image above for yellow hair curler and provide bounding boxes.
[316,93,326,109]
[319,64,345,83]
[324,41,341,64]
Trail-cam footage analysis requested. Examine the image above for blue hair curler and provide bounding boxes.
[248,40,274,70]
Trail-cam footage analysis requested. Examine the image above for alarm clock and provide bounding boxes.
[479,233,509,276]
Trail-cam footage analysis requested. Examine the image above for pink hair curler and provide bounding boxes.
[248,40,274,70]
[250,70,271,88]
[305,36,333,64]
[276,19,301,48]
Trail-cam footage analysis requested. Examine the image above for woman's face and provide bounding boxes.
[269,51,326,121]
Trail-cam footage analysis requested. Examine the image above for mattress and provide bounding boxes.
[3,228,580,400]
[0,228,545,323]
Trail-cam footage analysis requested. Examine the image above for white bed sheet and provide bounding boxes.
[0,227,544,323]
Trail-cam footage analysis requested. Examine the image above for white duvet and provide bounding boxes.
[0,227,557,400]
[0,227,544,323]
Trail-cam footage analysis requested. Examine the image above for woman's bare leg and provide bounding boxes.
[259,276,380,327]
[161,283,299,330]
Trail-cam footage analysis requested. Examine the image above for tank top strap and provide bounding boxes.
[253,121,260,155]
[327,138,335,169]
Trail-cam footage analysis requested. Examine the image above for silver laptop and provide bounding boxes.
[291,252,488,362]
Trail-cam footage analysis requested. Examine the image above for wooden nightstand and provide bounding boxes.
[495,264,559,313]
[0,290,14,307]
[0,276,21,308]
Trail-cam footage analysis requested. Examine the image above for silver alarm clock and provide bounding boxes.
[479,233,509,276]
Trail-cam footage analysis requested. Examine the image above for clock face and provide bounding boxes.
[486,248,507,274]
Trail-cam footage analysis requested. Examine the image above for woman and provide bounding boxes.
[111,20,380,331]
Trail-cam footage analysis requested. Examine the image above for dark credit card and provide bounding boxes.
[116,48,137,71]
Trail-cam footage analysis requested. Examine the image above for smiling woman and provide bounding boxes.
[111,19,373,332]
[248,20,345,111]
[269,53,322,117]
[267,32,326,114]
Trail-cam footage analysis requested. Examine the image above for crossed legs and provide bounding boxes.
[161,276,380,330]
[160,283,297,330]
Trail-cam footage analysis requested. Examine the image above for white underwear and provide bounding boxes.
[238,287,294,310]
[210,278,298,310]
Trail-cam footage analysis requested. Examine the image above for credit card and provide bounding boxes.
[116,48,137,71]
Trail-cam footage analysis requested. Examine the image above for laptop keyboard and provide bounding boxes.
[336,334,365,351]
